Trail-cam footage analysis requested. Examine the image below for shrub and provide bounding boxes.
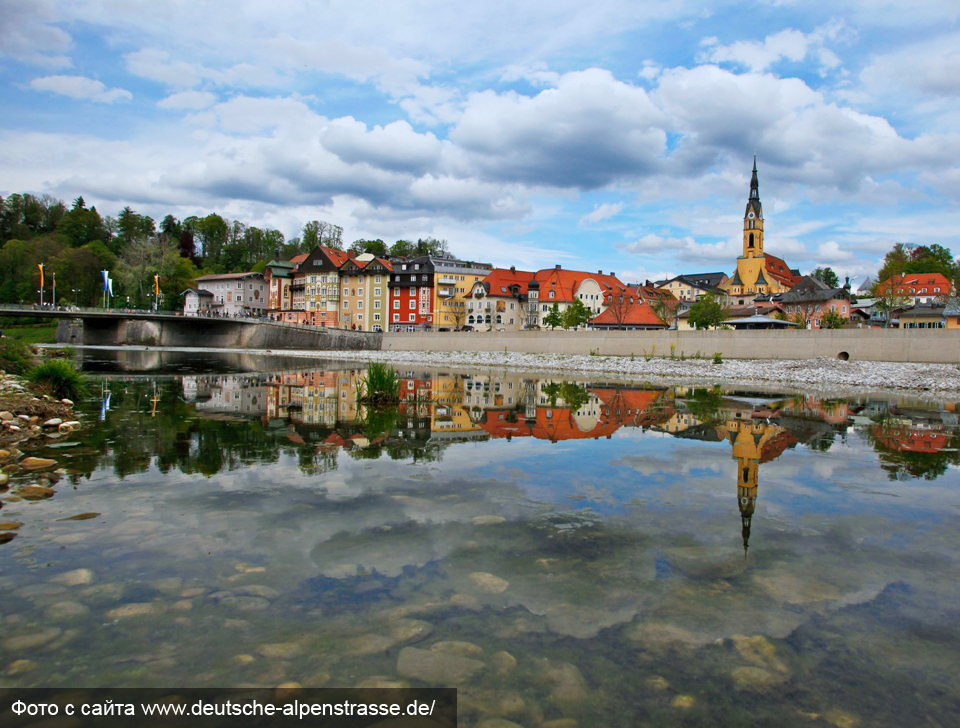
[27,359,88,400]
[712,352,723,365]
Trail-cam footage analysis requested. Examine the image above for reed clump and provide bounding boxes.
[357,362,401,406]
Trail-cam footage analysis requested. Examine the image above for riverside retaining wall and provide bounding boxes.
[383,329,959,364]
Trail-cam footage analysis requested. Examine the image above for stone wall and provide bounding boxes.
[382,329,960,364]
[58,317,382,351]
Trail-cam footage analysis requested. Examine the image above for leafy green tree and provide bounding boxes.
[811,266,839,288]
[193,213,228,267]
[688,293,727,330]
[389,239,416,258]
[51,242,117,306]
[543,303,563,329]
[821,309,847,329]
[56,204,111,248]
[350,239,388,256]
[877,243,911,284]
[415,237,450,257]
[562,298,593,329]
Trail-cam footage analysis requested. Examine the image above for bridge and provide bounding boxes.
[0,305,381,351]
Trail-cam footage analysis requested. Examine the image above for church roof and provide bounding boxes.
[729,270,744,286]
[755,269,768,285]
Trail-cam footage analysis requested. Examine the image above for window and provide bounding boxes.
[237,283,242,289]
[422,275,428,281]
[357,314,363,321]
[409,314,416,321]
[374,313,381,321]
[409,300,416,309]
[342,300,348,308]
[549,290,555,299]
[374,300,381,309]
[342,275,349,284]
[342,288,348,297]
[393,300,399,309]
[393,313,400,322]
[374,287,381,297]
[356,300,363,308]
[375,275,382,284]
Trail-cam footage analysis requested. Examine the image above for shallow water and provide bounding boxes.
[2,351,960,726]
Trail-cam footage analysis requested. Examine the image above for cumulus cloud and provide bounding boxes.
[452,68,667,189]
[699,30,810,72]
[816,240,855,263]
[30,75,131,103]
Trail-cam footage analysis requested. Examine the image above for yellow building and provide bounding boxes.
[722,157,800,305]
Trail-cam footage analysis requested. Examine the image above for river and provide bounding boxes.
[2,350,960,727]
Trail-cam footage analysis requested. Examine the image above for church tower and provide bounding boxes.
[742,155,764,259]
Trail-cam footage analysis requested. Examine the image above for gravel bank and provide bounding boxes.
[307,349,960,397]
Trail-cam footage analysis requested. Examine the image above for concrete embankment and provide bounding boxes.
[384,329,959,364]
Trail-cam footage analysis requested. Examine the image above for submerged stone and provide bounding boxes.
[396,646,485,684]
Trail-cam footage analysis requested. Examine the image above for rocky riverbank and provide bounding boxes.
[0,371,82,541]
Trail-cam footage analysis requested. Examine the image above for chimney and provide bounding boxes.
[555,264,561,270]
[598,270,602,275]
[611,272,615,278]
[274,248,280,262]
[510,266,515,273]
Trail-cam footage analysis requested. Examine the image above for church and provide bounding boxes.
[721,157,801,305]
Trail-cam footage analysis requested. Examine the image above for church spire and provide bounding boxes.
[750,154,759,201]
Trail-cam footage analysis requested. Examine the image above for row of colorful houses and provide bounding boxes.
[181,159,957,331]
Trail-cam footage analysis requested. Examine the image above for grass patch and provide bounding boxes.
[357,362,401,406]
[0,337,38,375]
[1,323,59,345]
[27,359,88,401]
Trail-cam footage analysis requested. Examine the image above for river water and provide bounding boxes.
[2,350,960,726]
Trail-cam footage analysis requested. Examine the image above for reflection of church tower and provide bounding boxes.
[728,423,760,556]
[725,414,797,556]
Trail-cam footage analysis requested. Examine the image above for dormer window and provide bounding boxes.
[549,290,555,299]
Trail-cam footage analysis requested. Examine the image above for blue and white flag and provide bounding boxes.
[102,270,110,292]
[107,276,114,296]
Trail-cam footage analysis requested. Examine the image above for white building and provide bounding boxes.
[185,272,268,316]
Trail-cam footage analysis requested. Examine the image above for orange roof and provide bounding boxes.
[482,268,536,296]
[533,267,628,302]
[592,287,665,327]
[878,272,952,294]
[763,255,801,287]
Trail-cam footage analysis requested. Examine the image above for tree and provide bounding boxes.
[811,266,839,288]
[302,220,343,250]
[605,290,632,329]
[349,239,388,257]
[870,277,913,328]
[877,243,911,284]
[389,239,416,258]
[821,309,847,329]
[562,298,593,329]
[193,213,228,267]
[687,293,727,330]
[415,237,450,257]
[543,303,563,330]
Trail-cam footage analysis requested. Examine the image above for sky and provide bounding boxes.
[1,0,959,286]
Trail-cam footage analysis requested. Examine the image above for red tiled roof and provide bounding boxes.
[533,267,628,302]
[763,254,801,287]
[482,268,536,296]
[592,287,665,327]
[878,272,952,294]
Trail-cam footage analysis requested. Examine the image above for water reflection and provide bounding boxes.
[3,355,960,726]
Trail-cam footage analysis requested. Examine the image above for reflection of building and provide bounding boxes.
[189,374,267,416]
[479,383,672,443]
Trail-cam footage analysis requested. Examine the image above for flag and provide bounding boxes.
[107,277,114,296]
[102,270,109,292]
[154,274,160,296]
[38,263,44,288]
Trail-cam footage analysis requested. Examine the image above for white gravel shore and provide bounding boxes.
[61,345,960,398]
[307,348,960,397]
